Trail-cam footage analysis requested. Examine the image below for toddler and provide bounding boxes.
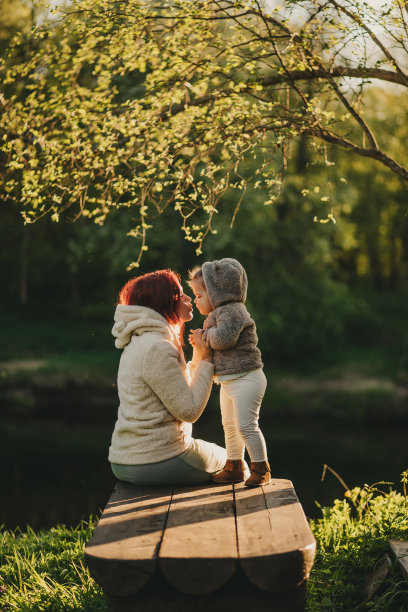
[189,258,270,487]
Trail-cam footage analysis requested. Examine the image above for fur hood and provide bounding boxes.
[202,258,247,309]
[112,305,177,349]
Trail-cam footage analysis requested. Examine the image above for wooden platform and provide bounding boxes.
[84,479,316,612]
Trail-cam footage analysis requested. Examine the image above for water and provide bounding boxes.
[1,409,407,530]
[1,422,114,530]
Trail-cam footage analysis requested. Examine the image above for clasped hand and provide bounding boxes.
[188,328,212,363]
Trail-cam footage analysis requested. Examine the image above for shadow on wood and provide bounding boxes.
[104,566,308,612]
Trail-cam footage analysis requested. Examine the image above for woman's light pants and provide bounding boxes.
[220,369,268,463]
[110,438,227,485]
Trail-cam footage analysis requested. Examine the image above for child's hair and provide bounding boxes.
[118,269,182,326]
[188,266,204,286]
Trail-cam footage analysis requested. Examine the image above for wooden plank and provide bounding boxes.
[234,479,316,592]
[159,483,238,595]
[389,540,408,579]
[84,482,173,597]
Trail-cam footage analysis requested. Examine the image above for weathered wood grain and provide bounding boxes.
[234,479,316,592]
[159,483,238,595]
[389,539,408,579]
[84,482,172,596]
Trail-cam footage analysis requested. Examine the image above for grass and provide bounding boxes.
[307,473,408,610]
[1,476,407,612]
[0,520,105,611]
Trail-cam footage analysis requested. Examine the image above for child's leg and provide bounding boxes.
[226,369,268,462]
[220,383,245,460]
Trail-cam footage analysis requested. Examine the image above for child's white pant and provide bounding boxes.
[219,369,268,463]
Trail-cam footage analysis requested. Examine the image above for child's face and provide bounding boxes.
[190,279,213,315]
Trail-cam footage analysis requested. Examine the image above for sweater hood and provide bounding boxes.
[202,258,247,308]
[112,305,176,349]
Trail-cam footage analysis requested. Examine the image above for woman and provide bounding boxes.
[109,269,227,485]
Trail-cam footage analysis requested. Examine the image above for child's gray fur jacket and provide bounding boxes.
[202,258,263,376]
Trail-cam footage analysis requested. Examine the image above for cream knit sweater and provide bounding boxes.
[108,305,214,465]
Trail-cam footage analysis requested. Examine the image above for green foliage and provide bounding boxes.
[0,520,106,611]
[308,474,408,611]
[2,176,408,366]
[0,0,32,52]
[1,0,408,265]
[1,3,408,371]
[194,180,357,361]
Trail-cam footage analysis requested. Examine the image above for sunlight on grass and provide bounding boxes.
[0,520,106,612]
[307,472,408,611]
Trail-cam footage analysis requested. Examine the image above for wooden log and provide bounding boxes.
[234,479,316,592]
[85,479,315,608]
[84,482,173,596]
[389,540,408,579]
[159,483,238,595]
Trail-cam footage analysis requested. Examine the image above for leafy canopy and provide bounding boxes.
[1,0,407,266]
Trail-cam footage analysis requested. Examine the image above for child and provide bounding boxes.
[188,258,270,487]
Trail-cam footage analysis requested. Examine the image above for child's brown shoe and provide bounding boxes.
[212,459,246,483]
[244,461,271,487]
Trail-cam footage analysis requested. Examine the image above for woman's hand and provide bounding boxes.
[189,328,213,363]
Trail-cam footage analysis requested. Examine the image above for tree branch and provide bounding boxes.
[327,0,408,86]
[312,128,408,183]
[160,65,406,120]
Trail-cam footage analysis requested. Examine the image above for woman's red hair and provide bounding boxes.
[118,269,182,326]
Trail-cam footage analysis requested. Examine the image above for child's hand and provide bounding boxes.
[188,328,202,347]
[191,329,213,363]
[203,319,214,330]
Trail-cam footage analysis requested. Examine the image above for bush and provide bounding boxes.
[308,472,408,611]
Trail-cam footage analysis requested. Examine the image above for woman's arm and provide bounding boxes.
[142,338,214,423]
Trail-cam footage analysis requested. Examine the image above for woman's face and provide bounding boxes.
[177,285,193,323]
